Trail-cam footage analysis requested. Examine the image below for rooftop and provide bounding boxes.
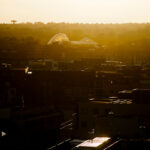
[76,137,110,148]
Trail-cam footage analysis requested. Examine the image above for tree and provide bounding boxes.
[11,20,17,24]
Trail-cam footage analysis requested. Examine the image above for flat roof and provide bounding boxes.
[76,137,110,148]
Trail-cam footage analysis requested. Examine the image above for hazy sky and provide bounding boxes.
[0,0,150,23]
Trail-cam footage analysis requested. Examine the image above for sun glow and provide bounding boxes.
[0,0,150,23]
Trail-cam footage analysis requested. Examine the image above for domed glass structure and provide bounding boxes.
[47,33,70,45]
[47,33,99,48]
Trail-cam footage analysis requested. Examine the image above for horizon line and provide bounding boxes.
[0,21,150,25]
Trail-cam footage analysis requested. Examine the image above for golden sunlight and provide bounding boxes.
[0,0,150,23]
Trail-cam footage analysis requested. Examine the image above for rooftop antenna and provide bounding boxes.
[88,128,95,142]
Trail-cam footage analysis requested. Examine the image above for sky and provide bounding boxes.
[0,0,150,24]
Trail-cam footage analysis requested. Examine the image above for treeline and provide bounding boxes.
[0,23,150,64]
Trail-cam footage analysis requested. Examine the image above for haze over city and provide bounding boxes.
[1,0,150,150]
[0,0,150,23]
